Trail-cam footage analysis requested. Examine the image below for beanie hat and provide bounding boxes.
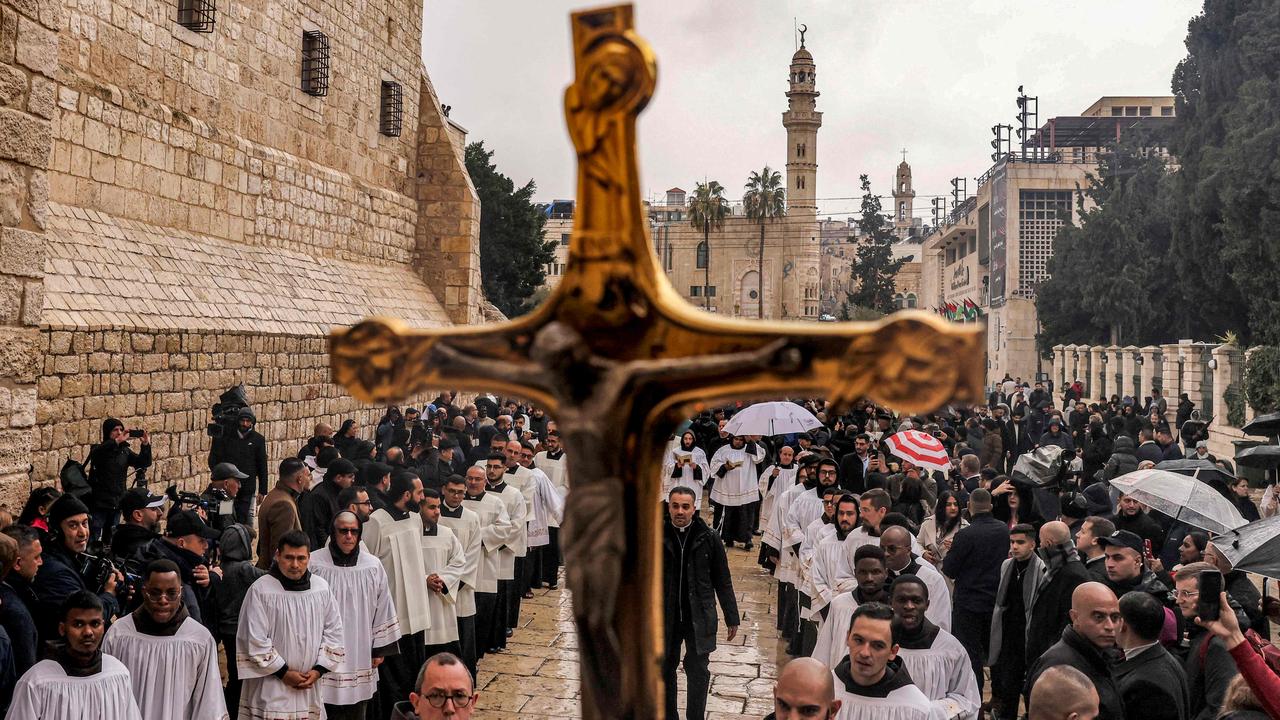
[48,494,90,530]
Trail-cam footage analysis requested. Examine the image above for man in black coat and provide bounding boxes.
[1027,521,1092,667]
[87,418,152,546]
[1113,590,1189,720]
[837,432,876,495]
[208,408,268,523]
[662,486,739,720]
[942,489,1010,697]
[1023,582,1125,720]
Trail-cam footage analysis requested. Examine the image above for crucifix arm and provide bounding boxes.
[429,340,552,397]
[627,338,794,389]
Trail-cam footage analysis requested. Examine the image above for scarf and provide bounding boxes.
[132,603,191,637]
[326,514,362,567]
[269,563,312,591]
[892,618,940,650]
[54,642,103,677]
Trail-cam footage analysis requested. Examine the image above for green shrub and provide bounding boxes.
[1245,346,1280,414]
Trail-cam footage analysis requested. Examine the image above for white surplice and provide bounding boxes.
[6,656,142,720]
[661,446,710,507]
[757,464,798,540]
[437,504,482,618]
[832,664,946,720]
[709,442,766,506]
[808,532,857,619]
[489,481,528,579]
[524,467,564,548]
[463,493,512,594]
[797,519,836,620]
[101,614,227,720]
[897,629,980,720]
[532,450,569,530]
[421,524,468,645]
[235,573,345,720]
[309,547,402,706]
[812,591,860,669]
[362,507,431,634]
[764,482,810,585]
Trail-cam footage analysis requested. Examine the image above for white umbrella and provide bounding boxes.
[1109,468,1249,535]
[722,401,822,437]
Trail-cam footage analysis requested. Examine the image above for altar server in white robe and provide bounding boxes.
[102,560,227,720]
[757,445,798,548]
[812,545,892,669]
[832,602,946,720]
[463,464,514,657]
[309,512,401,720]
[709,435,767,547]
[881,526,952,632]
[532,429,568,588]
[418,489,470,659]
[888,575,980,720]
[359,471,428,718]
[437,475,482,676]
[662,431,710,508]
[794,486,842,656]
[517,442,564,597]
[808,494,861,623]
[235,531,345,720]
[765,457,816,644]
[486,449,528,648]
[8,591,142,720]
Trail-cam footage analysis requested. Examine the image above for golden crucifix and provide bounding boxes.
[331,5,983,718]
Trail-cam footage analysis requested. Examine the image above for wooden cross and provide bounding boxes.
[330,6,983,718]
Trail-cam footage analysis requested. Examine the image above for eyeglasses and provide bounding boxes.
[144,588,181,601]
[423,691,474,708]
[335,528,359,536]
[353,501,372,507]
[818,470,837,477]
[1173,589,1200,599]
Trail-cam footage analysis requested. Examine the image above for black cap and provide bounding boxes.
[166,510,220,540]
[119,487,165,515]
[212,462,249,481]
[1097,530,1144,556]
[48,494,90,529]
[439,436,461,451]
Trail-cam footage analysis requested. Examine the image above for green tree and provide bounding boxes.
[464,141,554,317]
[1036,141,1174,351]
[742,167,786,319]
[687,180,728,311]
[1167,0,1280,344]
[844,175,907,314]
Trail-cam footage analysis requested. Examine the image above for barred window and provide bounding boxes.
[379,81,402,136]
[177,0,216,32]
[301,31,330,97]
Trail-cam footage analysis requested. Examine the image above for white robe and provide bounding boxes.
[101,614,227,720]
[437,504,482,618]
[661,446,710,507]
[463,493,512,594]
[813,592,861,669]
[524,467,564,548]
[420,524,468,645]
[765,482,810,585]
[897,630,980,720]
[533,450,570,525]
[832,668,946,720]
[309,548,402,706]
[798,519,836,616]
[709,443,766,506]
[757,464,798,541]
[362,507,432,635]
[490,482,528,577]
[235,574,345,720]
[809,532,856,619]
[7,656,142,720]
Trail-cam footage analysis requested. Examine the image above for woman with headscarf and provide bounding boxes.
[917,490,969,568]
[308,511,401,720]
[333,420,362,460]
[662,431,710,509]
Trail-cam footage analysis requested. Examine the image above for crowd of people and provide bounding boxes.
[0,393,566,719]
[657,383,1279,720]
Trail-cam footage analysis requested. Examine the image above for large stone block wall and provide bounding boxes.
[0,0,57,500]
[20,325,433,508]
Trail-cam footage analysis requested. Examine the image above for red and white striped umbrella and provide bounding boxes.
[884,430,951,474]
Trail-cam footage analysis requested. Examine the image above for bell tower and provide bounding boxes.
[893,152,916,238]
[783,26,821,217]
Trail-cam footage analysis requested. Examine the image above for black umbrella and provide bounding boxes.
[1216,516,1280,581]
[1237,445,1280,470]
[1242,411,1280,439]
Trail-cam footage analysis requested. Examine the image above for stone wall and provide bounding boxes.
[0,0,57,502]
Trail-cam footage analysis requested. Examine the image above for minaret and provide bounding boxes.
[893,153,916,239]
[783,27,821,217]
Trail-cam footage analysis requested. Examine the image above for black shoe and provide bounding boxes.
[506,628,514,638]
[743,541,754,551]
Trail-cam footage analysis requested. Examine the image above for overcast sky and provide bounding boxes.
[422,0,1201,220]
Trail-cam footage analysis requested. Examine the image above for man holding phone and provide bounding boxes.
[87,418,152,546]
[1173,562,1240,720]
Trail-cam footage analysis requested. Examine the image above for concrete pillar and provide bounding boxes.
[1105,345,1122,400]
[1161,343,1182,405]
[1091,346,1107,401]
[1212,344,1243,429]
[1121,346,1139,401]
[1139,346,1158,411]
[1053,344,1066,391]
[1182,345,1207,417]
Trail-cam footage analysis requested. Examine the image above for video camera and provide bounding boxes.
[166,484,212,514]
[207,384,250,438]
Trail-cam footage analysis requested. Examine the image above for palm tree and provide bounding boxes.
[687,180,728,310]
[742,166,786,319]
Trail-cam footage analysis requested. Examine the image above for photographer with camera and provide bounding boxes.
[208,407,268,524]
[203,462,248,533]
[87,418,151,547]
[32,494,122,645]
[108,487,165,563]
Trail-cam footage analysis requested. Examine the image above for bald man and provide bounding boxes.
[1027,665,1099,720]
[1027,521,1090,665]
[1023,582,1123,720]
[768,657,841,720]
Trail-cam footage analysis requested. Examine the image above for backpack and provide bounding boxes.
[59,456,93,500]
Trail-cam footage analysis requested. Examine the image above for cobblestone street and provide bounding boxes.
[475,542,783,719]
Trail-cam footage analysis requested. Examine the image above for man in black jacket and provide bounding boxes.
[208,408,268,523]
[0,525,40,679]
[1113,590,1190,720]
[299,458,357,549]
[1027,521,1091,665]
[942,489,1010,696]
[31,495,122,644]
[662,486,739,720]
[837,433,875,495]
[87,418,152,546]
[1023,582,1124,720]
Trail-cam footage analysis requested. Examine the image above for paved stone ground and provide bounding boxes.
[474,541,784,719]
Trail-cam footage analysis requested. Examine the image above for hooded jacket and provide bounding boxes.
[1101,436,1139,483]
[87,419,152,512]
[213,524,266,637]
[208,408,269,497]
